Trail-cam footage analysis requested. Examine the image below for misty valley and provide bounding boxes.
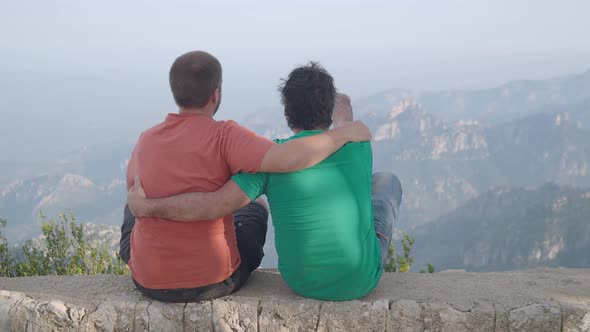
[1,69,589,272]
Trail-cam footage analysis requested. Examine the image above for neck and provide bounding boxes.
[179,107,213,117]
[292,127,328,134]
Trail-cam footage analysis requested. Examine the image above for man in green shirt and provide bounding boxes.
[127,62,402,300]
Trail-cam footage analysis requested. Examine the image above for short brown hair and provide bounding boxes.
[169,51,222,108]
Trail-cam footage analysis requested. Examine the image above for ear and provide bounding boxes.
[210,88,220,105]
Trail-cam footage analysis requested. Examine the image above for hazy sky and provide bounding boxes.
[1,0,590,162]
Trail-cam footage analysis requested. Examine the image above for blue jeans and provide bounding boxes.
[372,172,403,266]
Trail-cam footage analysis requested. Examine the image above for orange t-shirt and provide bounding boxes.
[126,113,273,289]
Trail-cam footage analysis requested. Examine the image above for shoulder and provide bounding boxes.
[215,120,254,134]
[203,120,247,143]
[136,121,166,142]
[142,114,190,135]
[218,121,274,146]
[216,119,242,129]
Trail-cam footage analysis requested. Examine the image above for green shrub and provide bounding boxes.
[0,218,14,276]
[0,213,128,277]
[384,233,434,273]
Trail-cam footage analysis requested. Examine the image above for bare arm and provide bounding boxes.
[258,120,370,173]
[332,93,354,129]
[127,176,250,221]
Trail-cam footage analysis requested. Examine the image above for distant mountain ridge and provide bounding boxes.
[354,69,590,124]
[365,96,590,228]
[412,183,590,272]
[0,155,128,241]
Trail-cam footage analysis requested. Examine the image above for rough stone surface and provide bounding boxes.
[509,303,561,332]
[184,302,213,331]
[211,297,258,331]
[0,268,588,331]
[390,299,423,332]
[258,298,320,332]
[563,303,590,332]
[317,300,388,332]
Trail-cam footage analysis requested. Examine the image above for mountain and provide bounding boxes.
[367,100,487,227]
[1,69,589,272]
[412,183,590,272]
[484,112,589,186]
[355,70,590,228]
[533,99,590,129]
[0,174,126,241]
[363,98,590,228]
[0,142,133,241]
[354,69,590,124]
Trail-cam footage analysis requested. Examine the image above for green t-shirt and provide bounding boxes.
[232,130,382,300]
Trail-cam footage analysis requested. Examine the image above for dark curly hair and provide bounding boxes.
[279,62,336,130]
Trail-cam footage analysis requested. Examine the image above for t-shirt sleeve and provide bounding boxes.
[221,121,274,174]
[231,172,269,202]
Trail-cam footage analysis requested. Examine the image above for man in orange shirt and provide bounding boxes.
[119,51,371,302]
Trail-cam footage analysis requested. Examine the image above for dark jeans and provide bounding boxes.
[372,172,403,266]
[119,202,268,303]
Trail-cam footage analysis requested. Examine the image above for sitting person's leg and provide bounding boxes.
[119,205,135,264]
[229,200,269,292]
[372,172,403,266]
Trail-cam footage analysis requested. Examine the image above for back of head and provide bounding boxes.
[169,51,222,108]
[279,62,336,130]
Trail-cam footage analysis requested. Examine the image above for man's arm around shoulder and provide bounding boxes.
[258,120,371,172]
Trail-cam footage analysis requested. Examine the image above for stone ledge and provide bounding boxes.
[0,269,589,331]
